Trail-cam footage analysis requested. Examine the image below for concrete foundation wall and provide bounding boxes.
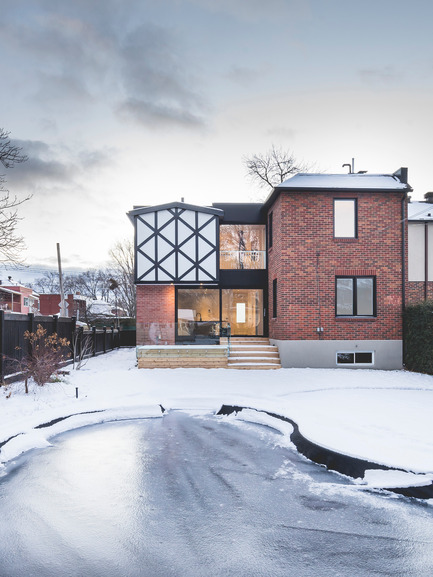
[271,339,403,370]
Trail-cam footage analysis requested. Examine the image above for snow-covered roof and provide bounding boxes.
[277,172,409,191]
[408,202,433,221]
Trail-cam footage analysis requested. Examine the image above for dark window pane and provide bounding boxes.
[337,352,354,364]
[355,352,373,364]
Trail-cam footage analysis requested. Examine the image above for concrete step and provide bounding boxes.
[227,363,282,370]
[227,338,281,369]
[229,357,281,364]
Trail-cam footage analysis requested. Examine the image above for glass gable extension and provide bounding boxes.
[220,225,266,270]
[177,288,264,342]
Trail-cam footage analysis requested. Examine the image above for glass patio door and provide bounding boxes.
[222,289,264,336]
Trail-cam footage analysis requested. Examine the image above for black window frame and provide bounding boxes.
[335,275,376,317]
[333,198,358,239]
[272,278,277,318]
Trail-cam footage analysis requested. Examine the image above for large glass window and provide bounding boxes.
[177,288,220,341]
[222,289,264,336]
[176,287,264,340]
[336,276,375,317]
[220,225,266,270]
[334,199,357,238]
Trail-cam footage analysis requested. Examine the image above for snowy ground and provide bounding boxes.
[1,348,433,491]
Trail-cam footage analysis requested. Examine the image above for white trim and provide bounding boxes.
[336,351,375,366]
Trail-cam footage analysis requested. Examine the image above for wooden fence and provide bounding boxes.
[0,311,136,382]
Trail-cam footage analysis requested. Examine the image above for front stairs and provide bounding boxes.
[225,337,281,370]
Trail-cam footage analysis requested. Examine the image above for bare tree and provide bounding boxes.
[108,239,136,318]
[244,145,314,192]
[0,129,29,264]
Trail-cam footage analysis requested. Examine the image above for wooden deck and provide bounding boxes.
[137,339,281,369]
[137,345,228,369]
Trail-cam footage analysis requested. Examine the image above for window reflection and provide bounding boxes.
[220,225,266,269]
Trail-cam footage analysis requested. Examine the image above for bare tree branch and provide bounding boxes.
[0,129,29,265]
[244,145,315,191]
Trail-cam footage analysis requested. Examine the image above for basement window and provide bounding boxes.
[336,352,374,366]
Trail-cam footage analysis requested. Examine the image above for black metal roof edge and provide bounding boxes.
[127,201,224,223]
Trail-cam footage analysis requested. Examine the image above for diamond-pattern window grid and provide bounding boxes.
[136,208,218,283]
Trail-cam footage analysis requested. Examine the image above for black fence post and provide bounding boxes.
[52,314,58,336]
[28,313,35,355]
[79,326,84,361]
[111,325,114,351]
[0,310,4,383]
[70,316,76,364]
[92,326,96,356]
[103,326,107,354]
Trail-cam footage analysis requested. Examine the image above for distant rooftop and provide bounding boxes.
[277,172,409,191]
[408,202,433,221]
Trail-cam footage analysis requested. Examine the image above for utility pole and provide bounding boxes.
[57,243,67,317]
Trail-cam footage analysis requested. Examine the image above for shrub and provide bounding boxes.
[19,325,70,388]
[404,301,433,374]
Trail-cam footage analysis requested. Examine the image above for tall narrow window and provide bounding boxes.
[268,212,273,248]
[336,276,375,317]
[272,278,277,318]
[334,199,357,238]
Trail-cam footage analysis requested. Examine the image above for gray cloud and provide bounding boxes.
[116,23,206,128]
[184,0,311,22]
[358,66,398,86]
[7,139,113,190]
[1,2,208,129]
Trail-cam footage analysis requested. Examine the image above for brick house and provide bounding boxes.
[129,167,411,369]
[39,293,87,319]
[406,193,433,303]
[0,284,40,314]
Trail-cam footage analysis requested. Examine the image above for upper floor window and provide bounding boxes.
[336,276,375,317]
[334,199,357,238]
[23,297,29,307]
[220,225,266,270]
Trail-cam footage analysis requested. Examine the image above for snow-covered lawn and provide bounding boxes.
[1,348,433,490]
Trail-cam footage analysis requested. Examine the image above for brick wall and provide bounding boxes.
[136,284,175,345]
[268,191,405,342]
[406,281,433,304]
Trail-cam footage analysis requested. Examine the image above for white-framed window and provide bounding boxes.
[23,297,29,307]
[336,351,374,366]
[334,199,357,238]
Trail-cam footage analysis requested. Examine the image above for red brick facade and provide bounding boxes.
[136,284,175,345]
[39,294,87,318]
[267,191,405,342]
[406,281,433,304]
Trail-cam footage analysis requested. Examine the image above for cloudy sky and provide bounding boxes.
[2,0,433,278]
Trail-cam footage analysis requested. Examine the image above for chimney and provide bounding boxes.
[424,192,433,204]
[393,167,408,184]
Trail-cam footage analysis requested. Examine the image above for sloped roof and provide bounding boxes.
[408,202,433,221]
[277,173,409,191]
[127,201,224,224]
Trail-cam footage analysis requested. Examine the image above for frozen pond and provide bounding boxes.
[1,412,433,576]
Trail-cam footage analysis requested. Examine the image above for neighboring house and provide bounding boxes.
[0,284,40,314]
[129,167,412,369]
[39,293,87,319]
[406,193,433,303]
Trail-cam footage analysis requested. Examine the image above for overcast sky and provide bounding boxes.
[2,0,433,278]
